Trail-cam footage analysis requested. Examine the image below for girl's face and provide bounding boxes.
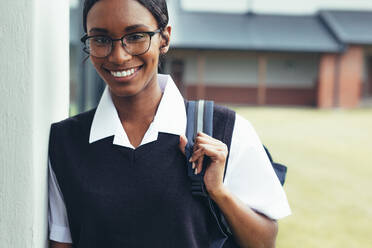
[86,0,170,98]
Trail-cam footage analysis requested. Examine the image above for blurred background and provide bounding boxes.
[70,0,372,113]
[69,0,372,247]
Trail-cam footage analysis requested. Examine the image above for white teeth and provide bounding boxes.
[110,68,136,78]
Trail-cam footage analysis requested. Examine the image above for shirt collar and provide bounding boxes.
[89,74,186,148]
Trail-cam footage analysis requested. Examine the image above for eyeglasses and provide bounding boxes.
[80,29,161,58]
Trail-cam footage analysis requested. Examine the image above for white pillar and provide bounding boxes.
[0,0,69,247]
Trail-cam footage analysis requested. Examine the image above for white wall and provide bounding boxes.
[179,51,258,86]
[171,51,318,88]
[266,55,319,88]
[203,54,258,86]
[0,0,69,247]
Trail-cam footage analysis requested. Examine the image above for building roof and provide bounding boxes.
[171,10,342,53]
[169,1,372,53]
[320,10,372,45]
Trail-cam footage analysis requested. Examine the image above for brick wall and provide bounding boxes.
[337,46,363,108]
[317,46,364,108]
[317,54,336,108]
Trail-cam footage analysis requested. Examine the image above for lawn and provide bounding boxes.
[233,106,372,248]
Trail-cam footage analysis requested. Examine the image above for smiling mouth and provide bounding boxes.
[107,66,143,78]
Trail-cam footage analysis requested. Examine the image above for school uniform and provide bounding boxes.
[48,74,291,247]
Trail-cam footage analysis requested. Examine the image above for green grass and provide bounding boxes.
[232,106,372,248]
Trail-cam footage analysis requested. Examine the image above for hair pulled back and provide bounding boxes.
[82,0,169,33]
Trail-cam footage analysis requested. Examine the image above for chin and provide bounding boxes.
[108,85,144,98]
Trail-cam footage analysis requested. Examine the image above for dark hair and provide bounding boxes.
[83,0,169,33]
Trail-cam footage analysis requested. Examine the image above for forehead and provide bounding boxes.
[86,0,158,33]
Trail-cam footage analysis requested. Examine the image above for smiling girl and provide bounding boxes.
[48,0,290,247]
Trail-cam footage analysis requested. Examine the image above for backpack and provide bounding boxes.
[184,100,287,248]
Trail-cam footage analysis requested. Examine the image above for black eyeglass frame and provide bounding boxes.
[80,29,162,58]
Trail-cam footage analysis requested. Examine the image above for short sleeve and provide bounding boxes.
[48,158,73,243]
[223,114,291,220]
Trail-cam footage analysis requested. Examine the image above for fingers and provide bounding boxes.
[192,144,227,160]
[195,154,204,175]
[194,135,221,146]
[190,132,228,175]
[179,135,188,155]
[192,132,227,160]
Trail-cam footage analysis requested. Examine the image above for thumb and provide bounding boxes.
[179,135,188,155]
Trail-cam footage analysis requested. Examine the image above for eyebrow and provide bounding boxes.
[89,24,151,34]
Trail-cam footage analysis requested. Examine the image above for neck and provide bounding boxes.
[110,79,163,124]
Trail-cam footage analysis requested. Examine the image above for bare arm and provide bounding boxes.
[49,240,73,248]
[210,188,278,248]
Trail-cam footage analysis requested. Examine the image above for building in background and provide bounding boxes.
[69,0,372,112]
[165,0,372,108]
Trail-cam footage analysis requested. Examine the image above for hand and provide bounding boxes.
[179,133,228,195]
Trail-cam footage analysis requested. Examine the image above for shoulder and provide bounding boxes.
[51,108,96,130]
[213,104,235,115]
[50,108,97,139]
[211,105,258,144]
[232,113,263,148]
[212,104,236,144]
[212,105,257,141]
[213,104,236,129]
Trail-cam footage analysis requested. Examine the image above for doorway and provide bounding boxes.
[367,57,372,96]
[170,59,185,96]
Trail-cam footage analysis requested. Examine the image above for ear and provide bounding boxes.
[159,25,172,54]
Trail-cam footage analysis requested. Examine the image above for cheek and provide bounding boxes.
[90,57,102,70]
[143,54,159,74]
[144,45,161,68]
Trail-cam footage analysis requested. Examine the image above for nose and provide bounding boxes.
[107,40,132,64]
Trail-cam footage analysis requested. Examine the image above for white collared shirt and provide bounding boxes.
[48,74,291,243]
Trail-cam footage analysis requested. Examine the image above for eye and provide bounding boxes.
[125,33,147,43]
[91,36,111,45]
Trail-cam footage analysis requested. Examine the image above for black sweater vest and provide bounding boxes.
[49,106,236,248]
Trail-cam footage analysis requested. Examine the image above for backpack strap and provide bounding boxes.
[185,100,238,247]
[185,100,214,197]
[212,105,236,181]
[185,100,236,196]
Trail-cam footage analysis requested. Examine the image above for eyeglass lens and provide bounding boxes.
[86,33,151,57]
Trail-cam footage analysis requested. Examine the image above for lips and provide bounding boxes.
[110,68,135,77]
[100,65,144,85]
[105,65,143,79]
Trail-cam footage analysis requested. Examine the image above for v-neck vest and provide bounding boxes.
[49,106,236,248]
